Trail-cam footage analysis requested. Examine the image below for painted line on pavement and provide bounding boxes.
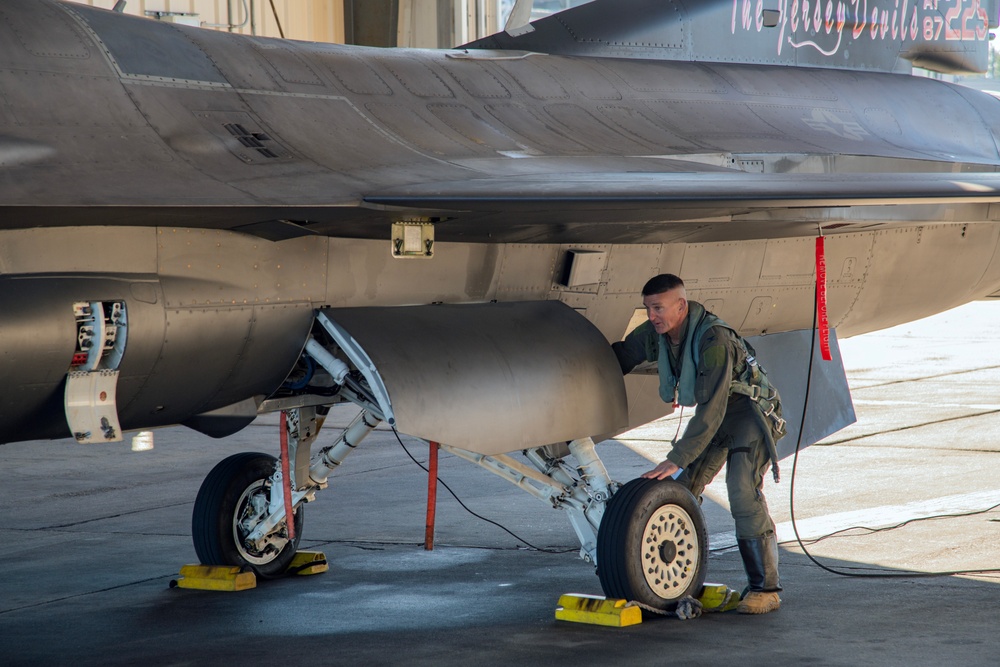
[708,488,1000,552]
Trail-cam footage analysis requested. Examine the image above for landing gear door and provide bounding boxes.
[747,328,856,459]
[319,301,628,456]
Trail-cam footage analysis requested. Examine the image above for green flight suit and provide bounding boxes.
[612,306,777,540]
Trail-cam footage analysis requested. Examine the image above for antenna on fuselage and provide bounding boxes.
[112,0,126,12]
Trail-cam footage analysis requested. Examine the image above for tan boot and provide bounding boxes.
[736,591,781,614]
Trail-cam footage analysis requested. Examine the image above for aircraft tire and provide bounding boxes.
[596,478,708,611]
[192,452,303,579]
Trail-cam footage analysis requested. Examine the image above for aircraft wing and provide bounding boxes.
[367,169,1000,211]
[9,165,997,244]
[357,167,1000,244]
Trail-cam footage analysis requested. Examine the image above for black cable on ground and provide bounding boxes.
[391,427,577,555]
[789,261,1000,578]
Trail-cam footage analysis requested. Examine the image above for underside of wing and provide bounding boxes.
[359,168,1000,243]
[5,167,1000,245]
[366,169,1000,210]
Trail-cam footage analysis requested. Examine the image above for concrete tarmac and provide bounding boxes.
[2,302,1000,666]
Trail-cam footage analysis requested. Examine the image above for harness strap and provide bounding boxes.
[727,446,751,464]
[730,381,763,401]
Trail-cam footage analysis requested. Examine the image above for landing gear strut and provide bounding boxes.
[190,414,710,605]
[189,307,709,604]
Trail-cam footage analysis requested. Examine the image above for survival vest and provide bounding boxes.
[657,301,786,481]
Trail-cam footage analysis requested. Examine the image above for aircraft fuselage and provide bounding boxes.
[2,0,1000,444]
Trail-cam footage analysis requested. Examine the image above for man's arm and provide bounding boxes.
[611,319,656,374]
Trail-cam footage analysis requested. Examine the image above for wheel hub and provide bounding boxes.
[233,480,289,564]
[658,540,677,564]
[641,504,700,599]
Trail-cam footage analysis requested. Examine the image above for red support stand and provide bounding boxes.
[279,411,296,541]
[425,441,439,550]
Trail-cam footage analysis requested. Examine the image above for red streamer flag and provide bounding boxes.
[815,236,832,361]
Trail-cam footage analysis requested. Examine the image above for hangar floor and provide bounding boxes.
[1,302,999,666]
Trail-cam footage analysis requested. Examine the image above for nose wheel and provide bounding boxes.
[596,478,708,611]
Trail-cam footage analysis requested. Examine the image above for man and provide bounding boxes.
[612,274,785,614]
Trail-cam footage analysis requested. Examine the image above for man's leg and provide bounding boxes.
[724,415,781,614]
[675,435,728,500]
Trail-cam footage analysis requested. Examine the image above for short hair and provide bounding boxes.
[641,274,685,296]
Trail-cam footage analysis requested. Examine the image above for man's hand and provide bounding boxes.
[640,459,680,480]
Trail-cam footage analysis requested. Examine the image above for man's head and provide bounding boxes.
[641,274,688,339]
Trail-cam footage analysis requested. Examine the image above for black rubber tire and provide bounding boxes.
[596,478,708,611]
[192,452,304,579]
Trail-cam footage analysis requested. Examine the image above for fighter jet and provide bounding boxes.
[2,0,1000,611]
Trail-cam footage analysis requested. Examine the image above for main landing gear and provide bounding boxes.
[192,452,304,578]
[597,478,708,610]
[190,416,709,610]
[189,307,709,609]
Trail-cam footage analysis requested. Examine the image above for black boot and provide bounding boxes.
[736,533,781,614]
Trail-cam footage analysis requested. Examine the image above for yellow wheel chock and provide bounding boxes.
[171,551,328,591]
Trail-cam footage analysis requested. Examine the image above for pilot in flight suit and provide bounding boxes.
[612,273,785,614]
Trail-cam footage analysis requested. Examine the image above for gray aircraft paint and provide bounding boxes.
[1,0,999,450]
